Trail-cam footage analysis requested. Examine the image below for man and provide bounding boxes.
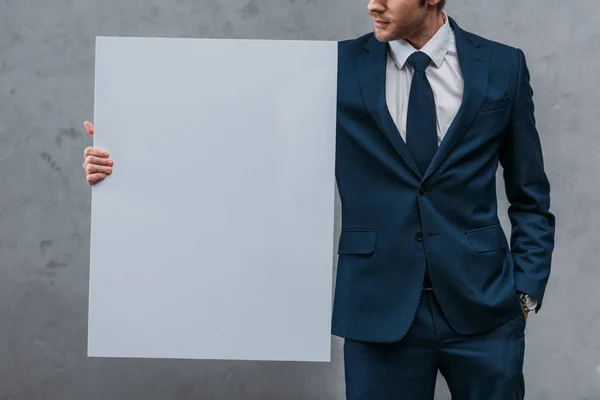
[82,0,555,398]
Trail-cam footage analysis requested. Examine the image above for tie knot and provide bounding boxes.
[407,51,431,73]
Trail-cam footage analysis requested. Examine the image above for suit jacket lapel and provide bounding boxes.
[423,18,490,180]
[357,36,422,178]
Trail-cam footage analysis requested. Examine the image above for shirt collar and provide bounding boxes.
[388,12,453,70]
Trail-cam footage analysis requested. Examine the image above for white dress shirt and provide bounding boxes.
[385,13,464,145]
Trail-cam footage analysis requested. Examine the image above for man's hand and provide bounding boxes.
[83,121,113,185]
[521,305,529,321]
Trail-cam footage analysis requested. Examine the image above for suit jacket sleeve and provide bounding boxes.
[499,48,556,310]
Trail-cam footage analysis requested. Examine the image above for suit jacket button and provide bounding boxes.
[419,186,428,196]
[415,232,424,241]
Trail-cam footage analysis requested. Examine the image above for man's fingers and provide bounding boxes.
[86,173,107,185]
[84,146,109,158]
[83,155,113,168]
[84,121,94,137]
[82,122,112,186]
[85,163,112,175]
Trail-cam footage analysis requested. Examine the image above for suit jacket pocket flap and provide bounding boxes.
[479,96,510,113]
[466,224,508,252]
[338,230,376,255]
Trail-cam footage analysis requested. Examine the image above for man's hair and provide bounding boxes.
[421,0,446,10]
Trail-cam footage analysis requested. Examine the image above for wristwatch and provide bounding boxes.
[518,292,538,312]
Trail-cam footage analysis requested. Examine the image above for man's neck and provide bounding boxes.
[405,11,446,50]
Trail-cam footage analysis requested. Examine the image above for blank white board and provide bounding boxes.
[88,36,338,362]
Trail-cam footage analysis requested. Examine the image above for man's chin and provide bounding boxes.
[373,25,399,42]
[373,31,393,42]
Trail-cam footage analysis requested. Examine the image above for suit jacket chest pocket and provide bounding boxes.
[469,96,511,134]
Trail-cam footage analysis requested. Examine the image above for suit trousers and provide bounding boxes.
[343,290,526,400]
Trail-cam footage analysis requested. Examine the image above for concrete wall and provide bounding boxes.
[1,0,598,398]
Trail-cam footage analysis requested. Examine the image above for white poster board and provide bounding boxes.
[88,36,338,362]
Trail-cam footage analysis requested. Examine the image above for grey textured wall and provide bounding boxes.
[1,0,598,399]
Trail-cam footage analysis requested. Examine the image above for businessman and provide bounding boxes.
[82,0,555,398]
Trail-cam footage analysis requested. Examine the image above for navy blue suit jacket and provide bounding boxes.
[332,17,556,343]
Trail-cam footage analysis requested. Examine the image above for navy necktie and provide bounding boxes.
[405,51,438,175]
